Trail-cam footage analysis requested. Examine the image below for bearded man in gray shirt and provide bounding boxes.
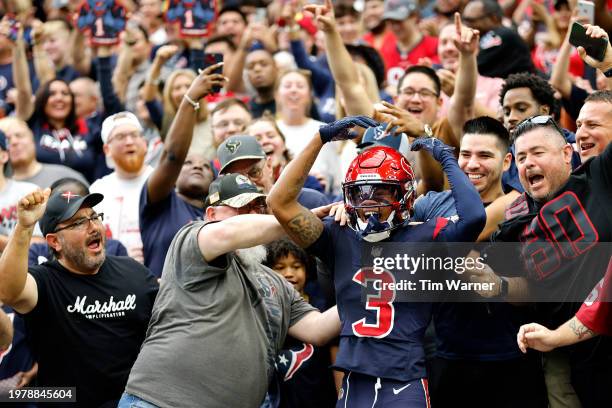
[121,173,340,408]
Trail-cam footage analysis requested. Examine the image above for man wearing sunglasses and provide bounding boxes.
[471,115,612,407]
[0,188,159,407]
[121,173,340,407]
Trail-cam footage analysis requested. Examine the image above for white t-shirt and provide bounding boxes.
[89,167,154,258]
[0,179,42,237]
[277,119,342,194]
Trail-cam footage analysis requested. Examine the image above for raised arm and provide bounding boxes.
[97,45,126,116]
[309,0,373,116]
[0,189,50,314]
[447,12,479,147]
[112,30,137,102]
[11,23,34,120]
[30,20,54,86]
[226,25,254,93]
[268,116,377,247]
[71,27,92,76]
[576,24,612,90]
[146,63,226,204]
[143,45,178,102]
[198,215,286,262]
[549,26,574,99]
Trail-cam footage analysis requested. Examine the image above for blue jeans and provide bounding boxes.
[117,392,161,408]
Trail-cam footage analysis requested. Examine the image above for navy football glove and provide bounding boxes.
[410,137,454,162]
[319,116,379,144]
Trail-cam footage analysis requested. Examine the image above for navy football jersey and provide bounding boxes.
[308,151,486,381]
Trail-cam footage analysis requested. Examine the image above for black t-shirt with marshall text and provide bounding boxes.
[22,256,158,407]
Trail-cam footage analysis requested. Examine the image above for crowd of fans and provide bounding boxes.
[0,0,610,406]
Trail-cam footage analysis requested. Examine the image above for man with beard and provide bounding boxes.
[121,173,340,408]
[412,117,546,407]
[90,111,152,263]
[0,188,158,407]
[469,117,612,408]
[139,64,222,278]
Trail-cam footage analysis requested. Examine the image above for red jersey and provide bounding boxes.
[380,35,440,89]
[576,257,612,336]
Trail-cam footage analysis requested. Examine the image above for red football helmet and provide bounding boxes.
[343,146,417,240]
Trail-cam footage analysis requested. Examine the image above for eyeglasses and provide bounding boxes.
[212,119,247,130]
[108,131,142,143]
[226,201,267,214]
[399,87,438,99]
[246,161,265,180]
[513,115,564,139]
[54,213,104,233]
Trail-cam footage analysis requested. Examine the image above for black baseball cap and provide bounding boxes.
[217,135,266,174]
[205,173,266,208]
[40,190,104,236]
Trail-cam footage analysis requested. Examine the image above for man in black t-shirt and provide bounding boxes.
[471,116,612,408]
[0,188,158,407]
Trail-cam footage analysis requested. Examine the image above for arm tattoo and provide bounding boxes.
[287,211,323,248]
[569,317,596,340]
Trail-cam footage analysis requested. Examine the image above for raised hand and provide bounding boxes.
[17,188,51,229]
[410,137,454,161]
[375,101,425,139]
[453,12,480,56]
[303,0,335,33]
[154,44,179,65]
[319,115,379,143]
[576,24,612,72]
[187,62,227,100]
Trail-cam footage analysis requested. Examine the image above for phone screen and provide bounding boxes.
[203,53,224,93]
[569,22,607,61]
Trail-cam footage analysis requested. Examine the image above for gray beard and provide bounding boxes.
[235,245,267,268]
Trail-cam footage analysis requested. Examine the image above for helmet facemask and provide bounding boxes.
[344,180,416,242]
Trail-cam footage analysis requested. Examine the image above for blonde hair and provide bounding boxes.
[274,69,314,118]
[43,20,71,38]
[0,117,33,138]
[248,111,292,162]
[161,69,208,137]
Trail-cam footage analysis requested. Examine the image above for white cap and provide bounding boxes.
[101,112,143,144]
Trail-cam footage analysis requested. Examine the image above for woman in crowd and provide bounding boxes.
[274,69,340,194]
[144,46,215,160]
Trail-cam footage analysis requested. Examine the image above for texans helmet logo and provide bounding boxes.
[276,343,315,381]
[225,140,241,154]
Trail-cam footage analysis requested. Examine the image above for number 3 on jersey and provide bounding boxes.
[352,268,396,338]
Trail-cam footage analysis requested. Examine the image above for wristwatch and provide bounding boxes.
[423,124,433,138]
[498,277,509,298]
[604,67,612,78]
